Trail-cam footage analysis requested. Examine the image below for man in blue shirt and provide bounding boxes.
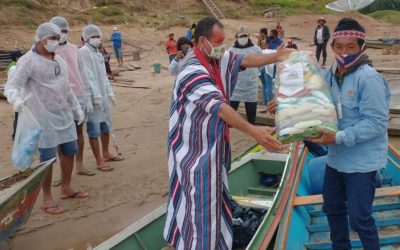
[309,18,390,250]
[110,27,123,66]
[268,29,282,50]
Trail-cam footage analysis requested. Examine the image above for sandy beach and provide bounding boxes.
[0,14,399,250]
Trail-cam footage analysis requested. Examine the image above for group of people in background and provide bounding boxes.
[4,17,124,215]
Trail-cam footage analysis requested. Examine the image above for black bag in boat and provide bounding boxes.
[230,197,267,248]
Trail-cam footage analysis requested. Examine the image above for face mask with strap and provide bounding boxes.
[193,46,230,143]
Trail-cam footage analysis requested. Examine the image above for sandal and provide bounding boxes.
[97,165,114,172]
[61,190,89,199]
[40,203,64,215]
[104,155,124,162]
[76,170,96,176]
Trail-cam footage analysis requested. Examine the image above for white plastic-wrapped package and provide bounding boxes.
[275,51,338,144]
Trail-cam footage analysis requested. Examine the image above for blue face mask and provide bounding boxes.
[335,43,366,68]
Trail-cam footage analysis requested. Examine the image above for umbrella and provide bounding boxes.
[326,0,375,12]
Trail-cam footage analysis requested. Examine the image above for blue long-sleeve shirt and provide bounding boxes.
[110,32,122,48]
[324,64,391,173]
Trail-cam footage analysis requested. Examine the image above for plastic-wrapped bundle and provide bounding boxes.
[12,106,43,169]
[275,51,338,144]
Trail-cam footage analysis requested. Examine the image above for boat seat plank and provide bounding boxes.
[294,186,400,206]
[307,217,400,233]
[305,235,400,250]
[309,202,400,217]
[247,187,276,196]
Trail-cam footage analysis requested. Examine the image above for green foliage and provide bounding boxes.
[360,0,400,14]
[368,10,400,24]
[247,0,331,15]
[90,5,135,24]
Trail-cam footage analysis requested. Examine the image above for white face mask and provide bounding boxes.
[203,38,225,60]
[237,37,249,46]
[59,33,68,44]
[89,38,101,48]
[44,39,59,52]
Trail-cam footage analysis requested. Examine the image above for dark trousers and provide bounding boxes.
[12,112,18,141]
[230,101,257,125]
[322,165,379,250]
[316,42,328,64]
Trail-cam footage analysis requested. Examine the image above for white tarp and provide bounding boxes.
[326,0,375,12]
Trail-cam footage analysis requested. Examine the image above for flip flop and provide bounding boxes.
[97,165,114,172]
[40,203,64,215]
[61,190,89,199]
[76,170,96,176]
[52,179,62,187]
[104,155,124,162]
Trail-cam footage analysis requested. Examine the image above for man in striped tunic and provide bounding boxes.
[164,17,290,249]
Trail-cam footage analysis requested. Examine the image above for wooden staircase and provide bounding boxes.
[202,0,225,19]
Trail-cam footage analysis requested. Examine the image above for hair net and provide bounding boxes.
[35,22,61,43]
[82,25,102,41]
[50,16,69,30]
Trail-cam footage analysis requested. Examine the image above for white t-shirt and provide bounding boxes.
[317,28,324,44]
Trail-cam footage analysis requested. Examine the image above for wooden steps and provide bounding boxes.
[308,202,400,217]
[305,235,400,250]
[293,186,400,206]
[201,0,225,19]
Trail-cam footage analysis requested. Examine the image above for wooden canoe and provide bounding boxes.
[366,39,400,49]
[274,144,400,249]
[0,159,54,243]
[94,143,300,250]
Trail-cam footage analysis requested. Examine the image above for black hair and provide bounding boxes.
[260,28,268,35]
[194,17,224,43]
[271,29,278,37]
[191,23,196,29]
[177,37,193,51]
[11,51,23,62]
[332,17,365,47]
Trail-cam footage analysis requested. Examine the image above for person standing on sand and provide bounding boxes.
[80,24,124,173]
[168,37,193,76]
[5,22,89,215]
[229,25,263,125]
[166,33,177,63]
[164,17,292,249]
[314,17,330,67]
[110,27,123,67]
[50,16,96,176]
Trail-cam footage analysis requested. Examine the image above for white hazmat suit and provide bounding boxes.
[5,23,80,148]
[50,16,92,121]
[79,25,114,124]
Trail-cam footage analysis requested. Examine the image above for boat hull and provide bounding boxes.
[0,159,53,242]
[94,144,296,250]
[274,145,400,250]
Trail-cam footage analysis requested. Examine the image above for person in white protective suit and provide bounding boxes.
[80,24,123,172]
[50,16,96,176]
[4,22,89,215]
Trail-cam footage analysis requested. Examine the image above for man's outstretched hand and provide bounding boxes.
[250,126,282,152]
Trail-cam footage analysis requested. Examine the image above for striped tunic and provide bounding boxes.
[164,51,244,250]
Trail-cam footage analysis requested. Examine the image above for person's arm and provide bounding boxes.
[218,103,282,151]
[240,43,292,68]
[4,58,30,106]
[168,57,180,76]
[309,74,390,146]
